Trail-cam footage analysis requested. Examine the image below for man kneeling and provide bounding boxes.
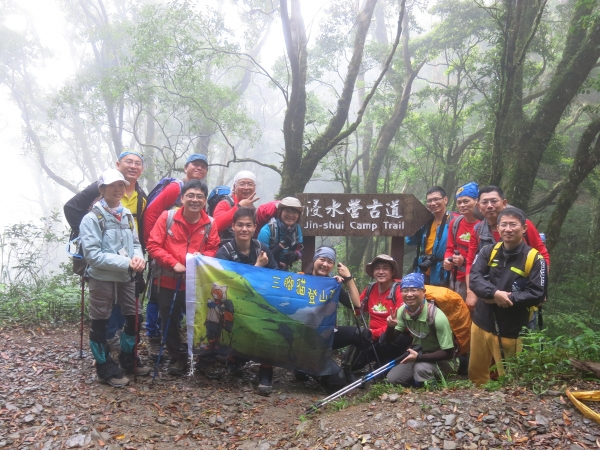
[384,273,457,386]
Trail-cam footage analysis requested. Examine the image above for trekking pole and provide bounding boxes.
[492,308,505,361]
[306,345,422,414]
[452,250,460,287]
[152,276,182,381]
[349,300,378,371]
[133,273,139,383]
[79,276,85,359]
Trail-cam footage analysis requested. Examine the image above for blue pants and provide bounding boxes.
[106,305,125,339]
[145,298,161,337]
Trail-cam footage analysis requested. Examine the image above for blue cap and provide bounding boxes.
[118,150,144,162]
[455,181,478,200]
[313,246,336,263]
[185,154,208,166]
[400,273,425,290]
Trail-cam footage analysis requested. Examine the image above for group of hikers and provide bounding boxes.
[64,150,548,397]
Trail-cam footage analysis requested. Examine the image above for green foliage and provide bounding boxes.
[361,380,404,401]
[0,215,84,325]
[0,270,84,325]
[501,320,600,393]
[327,397,353,412]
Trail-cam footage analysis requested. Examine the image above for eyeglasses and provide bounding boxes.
[480,199,501,206]
[184,194,206,200]
[236,182,256,188]
[498,221,521,229]
[426,197,444,204]
[401,288,422,294]
[121,159,143,167]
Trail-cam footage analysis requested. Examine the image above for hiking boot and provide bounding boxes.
[227,360,245,377]
[343,368,360,385]
[168,357,188,376]
[197,365,222,380]
[96,360,129,388]
[100,374,130,387]
[293,370,309,382]
[147,336,162,362]
[257,366,273,396]
[119,351,151,377]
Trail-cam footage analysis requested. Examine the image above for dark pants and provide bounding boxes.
[343,332,412,372]
[332,326,369,350]
[155,285,186,361]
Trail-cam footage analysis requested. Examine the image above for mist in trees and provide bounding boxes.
[1,0,600,320]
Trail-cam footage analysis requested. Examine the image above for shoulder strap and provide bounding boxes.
[452,215,464,243]
[426,301,437,337]
[387,281,402,306]
[524,248,540,277]
[223,241,239,262]
[91,206,106,235]
[435,212,450,245]
[362,282,377,311]
[487,242,503,267]
[202,216,214,247]
[252,239,262,259]
[166,209,177,236]
[268,218,277,247]
[126,213,135,231]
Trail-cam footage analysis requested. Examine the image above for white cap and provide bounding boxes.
[99,168,130,186]
[232,170,257,188]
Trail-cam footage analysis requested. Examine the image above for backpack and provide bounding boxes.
[486,241,540,276]
[68,206,135,276]
[450,215,467,251]
[221,239,262,263]
[146,178,184,209]
[400,285,471,355]
[207,186,234,217]
[361,280,402,313]
[267,217,300,248]
[256,201,280,232]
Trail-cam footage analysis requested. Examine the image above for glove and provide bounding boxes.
[280,234,294,248]
[283,250,301,265]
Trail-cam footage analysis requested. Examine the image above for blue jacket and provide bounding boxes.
[406,212,454,286]
[79,201,143,282]
[257,219,303,248]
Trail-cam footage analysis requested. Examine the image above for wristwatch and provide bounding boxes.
[343,275,354,282]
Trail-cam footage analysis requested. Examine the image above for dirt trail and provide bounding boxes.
[0,327,598,449]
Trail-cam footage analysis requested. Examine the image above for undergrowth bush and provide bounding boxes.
[502,316,600,392]
[0,269,84,325]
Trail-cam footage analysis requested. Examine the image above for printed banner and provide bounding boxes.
[185,254,341,375]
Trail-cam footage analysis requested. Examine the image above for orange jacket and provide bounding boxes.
[147,208,220,290]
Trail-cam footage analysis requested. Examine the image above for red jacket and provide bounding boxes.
[147,208,220,290]
[213,194,240,233]
[143,181,182,245]
[444,217,479,282]
[360,283,404,341]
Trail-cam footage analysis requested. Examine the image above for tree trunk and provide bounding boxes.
[278,0,380,197]
[499,0,600,208]
[144,108,157,190]
[545,118,600,252]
